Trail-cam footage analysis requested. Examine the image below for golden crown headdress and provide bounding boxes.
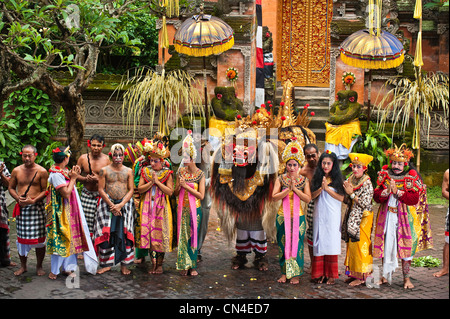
[143,132,170,159]
[349,153,373,167]
[182,130,197,160]
[385,143,414,162]
[281,137,305,166]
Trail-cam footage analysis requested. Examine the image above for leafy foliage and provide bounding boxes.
[411,256,442,268]
[0,87,65,168]
[341,122,392,186]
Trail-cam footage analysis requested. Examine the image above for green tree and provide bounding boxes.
[0,0,157,161]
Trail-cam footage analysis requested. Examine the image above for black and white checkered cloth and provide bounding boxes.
[0,162,11,227]
[80,187,99,236]
[93,197,135,266]
[16,201,46,244]
[306,199,315,246]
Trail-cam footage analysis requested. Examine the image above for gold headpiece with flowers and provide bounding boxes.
[182,130,197,160]
[142,133,170,159]
[385,143,414,163]
[349,153,373,168]
[281,137,305,166]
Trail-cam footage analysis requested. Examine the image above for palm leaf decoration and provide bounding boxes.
[116,68,204,138]
[375,66,449,170]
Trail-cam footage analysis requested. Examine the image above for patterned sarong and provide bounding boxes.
[16,201,46,245]
[306,200,315,246]
[311,255,339,280]
[80,187,99,236]
[93,197,135,266]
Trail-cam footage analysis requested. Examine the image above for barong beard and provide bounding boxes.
[213,162,272,223]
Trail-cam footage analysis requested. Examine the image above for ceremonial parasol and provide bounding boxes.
[339,0,404,129]
[173,5,234,129]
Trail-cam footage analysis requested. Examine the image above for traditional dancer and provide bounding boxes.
[174,131,205,276]
[272,137,311,284]
[373,144,422,289]
[310,150,345,284]
[341,153,374,286]
[77,134,110,237]
[94,144,135,275]
[136,134,174,274]
[8,145,48,276]
[46,146,98,279]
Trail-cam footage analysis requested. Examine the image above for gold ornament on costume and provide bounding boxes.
[182,130,197,160]
[385,143,414,163]
[281,137,305,166]
[143,132,170,159]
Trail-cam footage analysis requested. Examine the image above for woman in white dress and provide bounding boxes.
[310,150,345,284]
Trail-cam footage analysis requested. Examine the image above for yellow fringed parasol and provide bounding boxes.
[339,0,405,130]
[173,5,234,129]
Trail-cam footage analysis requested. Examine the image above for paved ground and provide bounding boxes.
[1,200,448,306]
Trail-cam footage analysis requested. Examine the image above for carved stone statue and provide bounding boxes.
[211,86,245,121]
[325,89,362,160]
[328,89,362,125]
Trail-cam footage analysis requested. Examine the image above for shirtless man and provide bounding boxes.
[433,169,449,278]
[299,143,320,268]
[77,134,110,236]
[93,144,135,275]
[8,145,48,276]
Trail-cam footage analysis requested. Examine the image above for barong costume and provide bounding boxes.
[46,165,98,275]
[0,163,12,266]
[373,144,423,282]
[341,153,374,281]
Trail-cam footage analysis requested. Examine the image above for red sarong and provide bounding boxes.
[311,255,339,279]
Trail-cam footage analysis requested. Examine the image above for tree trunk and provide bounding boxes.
[60,90,86,166]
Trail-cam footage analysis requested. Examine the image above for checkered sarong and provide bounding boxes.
[80,187,99,236]
[306,200,315,246]
[15,201,46,245]
[93,197,135,267]
[0,163,11,229]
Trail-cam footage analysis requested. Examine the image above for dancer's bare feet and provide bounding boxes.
[326,278,335,285]
[36,267,45,276]
[433,268,449,277]
[121,265,131,275]
[277,275,287,283]
[290,276,300,285]
[349,279,364,287]
[48,272,58,280]
[14,267,27,276]
[403,277,414,289]
[97,267,111,274]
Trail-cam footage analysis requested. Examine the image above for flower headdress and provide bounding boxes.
[142,133,170,159]
[52,146,71,157]
[182,130,197,160]
[281,137,305,166]
[385,143,414,163]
